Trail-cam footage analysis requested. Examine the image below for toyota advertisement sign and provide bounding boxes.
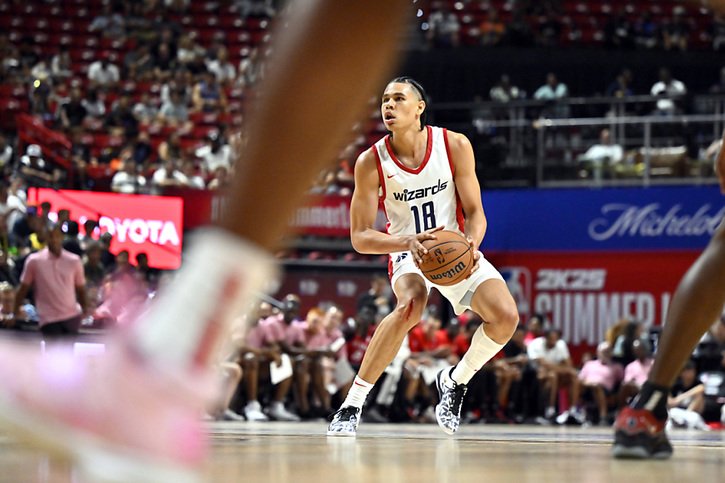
[29,188,183,269]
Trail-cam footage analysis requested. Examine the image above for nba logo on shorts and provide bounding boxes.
[500,267,532,321]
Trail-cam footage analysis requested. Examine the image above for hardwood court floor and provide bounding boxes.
[0,422,723,483]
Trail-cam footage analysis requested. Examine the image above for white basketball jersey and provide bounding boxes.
[373,125,463,238]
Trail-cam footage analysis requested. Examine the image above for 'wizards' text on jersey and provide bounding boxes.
[373,126,464,237]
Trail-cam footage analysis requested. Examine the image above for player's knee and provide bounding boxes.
[394,296,425,325]
[492,303,519,335]
[394,287,426,323]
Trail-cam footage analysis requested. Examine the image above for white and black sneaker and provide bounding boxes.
[435,367,468,435]
[327,406,361,436]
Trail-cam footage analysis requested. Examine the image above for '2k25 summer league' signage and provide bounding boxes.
[29,188,183,270]
[491,251,699,346]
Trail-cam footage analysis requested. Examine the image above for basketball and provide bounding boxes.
[418,230,474,286]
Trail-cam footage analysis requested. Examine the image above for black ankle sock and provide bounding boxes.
[631,381,670,420]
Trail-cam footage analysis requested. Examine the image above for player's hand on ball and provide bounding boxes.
[407,226,444,266]
[465,236,482,279]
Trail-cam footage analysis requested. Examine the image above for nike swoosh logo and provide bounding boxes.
[387,174,396,179]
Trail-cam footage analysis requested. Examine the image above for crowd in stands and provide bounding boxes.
[424,0,725,52]
[0,8,721,252]
[1,1,725,194]
[214,275,725,428]
[0,0,283,192]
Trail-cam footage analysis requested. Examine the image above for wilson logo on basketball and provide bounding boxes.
[392,179,448,201]
[428,261,466,281]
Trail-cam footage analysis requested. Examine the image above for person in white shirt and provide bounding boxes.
[88,4,125,40]
[527,329,581,421]
[132,93,158,124]
[534,73,568,100]
[650,67,686,114]
[51,47,73,80]
[87,56,120,88]
[81,89,106,120]
[534,73,569,118]
[206,47,236,86]
[0,182,25,233]
[195,132,233,174]
[181,161,206,189]
[489,74,522,103]
[238,48,263,88]
[111,162,147,194]
[427,3,460,48]
[152,159,189,188]
[0,134,13,172]
[579,128,624,181]
[157,90,190,127]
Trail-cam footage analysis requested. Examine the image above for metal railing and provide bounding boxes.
[429,94,725,188]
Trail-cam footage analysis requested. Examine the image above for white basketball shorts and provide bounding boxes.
[389,250,504,315]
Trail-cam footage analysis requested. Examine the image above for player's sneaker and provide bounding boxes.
[220,409,246,422]
[244,401,269,422]
[0,340,213,483]
[435,367,468,435]
[326,406,361,436]
[612,406,673,459]
[268,402,301,422]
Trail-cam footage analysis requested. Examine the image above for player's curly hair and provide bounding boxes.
[389,76,428,131]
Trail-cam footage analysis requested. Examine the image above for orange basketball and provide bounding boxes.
[418,230,474,286]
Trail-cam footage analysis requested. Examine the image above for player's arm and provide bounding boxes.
[350,149,440,262]
[448,131,486,247]
[448,130,486,275]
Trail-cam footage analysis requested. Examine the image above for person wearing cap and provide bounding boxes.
[18,145,55,188]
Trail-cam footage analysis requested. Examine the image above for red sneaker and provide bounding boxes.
[612,406,673,459]
[0,340,214,482]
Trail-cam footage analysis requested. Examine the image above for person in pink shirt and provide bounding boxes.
[305,305,351,415]
[260,294,315,418]
[578,342,624,425]
[240,309,299,422]
[523,314,546,346]
[619,339,654,409]
[13,224,88,340]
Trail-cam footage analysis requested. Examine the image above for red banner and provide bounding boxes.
[167,189,382,237]
[290,195,353,237]
[488,251,700,361]
[29,188,184,269]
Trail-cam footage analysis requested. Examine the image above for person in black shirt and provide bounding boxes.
[502,325,540,422]
[0,251,19,286]
[668,360,705,415]
[59,88,87,130]
[106,94,139,137]
[135,252,160,289]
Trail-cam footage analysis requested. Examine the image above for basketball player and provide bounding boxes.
[0,1,411,481]
[612,128,725,458]
[327,78,519,436]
